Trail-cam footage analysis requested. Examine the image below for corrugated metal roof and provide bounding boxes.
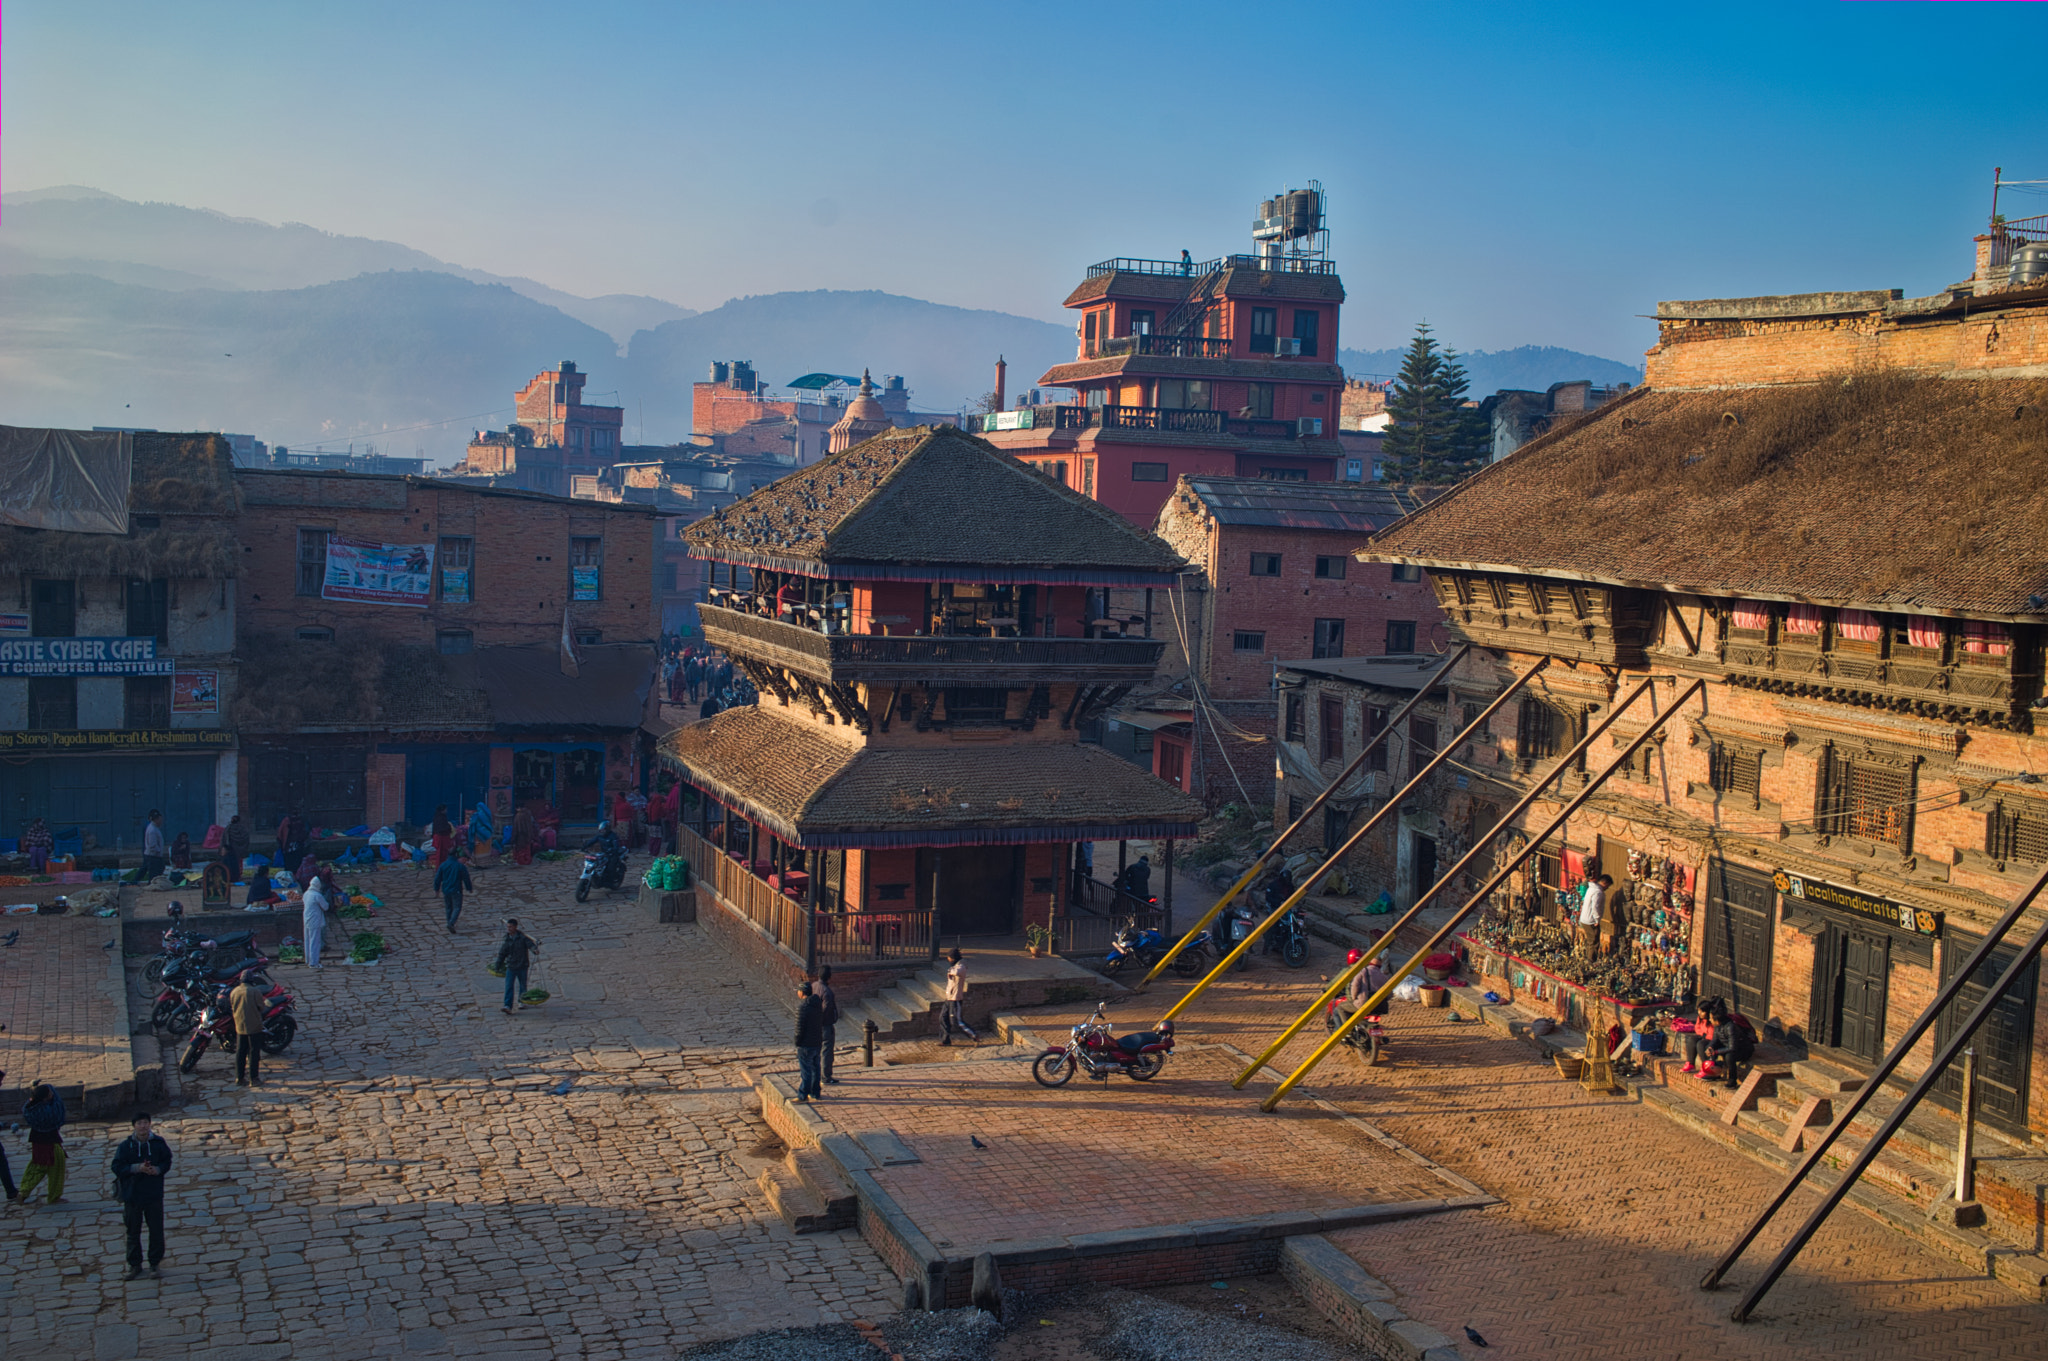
[1183,476,1423,532]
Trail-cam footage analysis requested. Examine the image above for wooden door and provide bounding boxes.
[1934,930,2037,1135]
[936,845,1020,937]
[1703,861,1775,1020]
[1835,931,1890,1063]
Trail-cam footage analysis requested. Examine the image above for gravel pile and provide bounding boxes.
[1090,1289,1373,1361]
[880,1304,1006,1360]
[676,1323,875,1361]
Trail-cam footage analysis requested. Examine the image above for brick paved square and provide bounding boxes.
[0,911,128,1112]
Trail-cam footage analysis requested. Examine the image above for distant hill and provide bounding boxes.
[1339,344,1643,394]
[0,188,695,346]
[0,271,620,462]
[623,290,1075,437]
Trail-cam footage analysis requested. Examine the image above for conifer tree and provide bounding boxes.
[1380,323,1487,483]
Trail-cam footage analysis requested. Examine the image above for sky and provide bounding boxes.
[7,0,2048,362]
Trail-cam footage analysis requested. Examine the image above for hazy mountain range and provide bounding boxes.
[0,188,1642,465]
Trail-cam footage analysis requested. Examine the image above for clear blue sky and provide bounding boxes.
[6,0,2045,362]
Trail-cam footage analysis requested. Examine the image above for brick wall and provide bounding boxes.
[1646,302,2048,389]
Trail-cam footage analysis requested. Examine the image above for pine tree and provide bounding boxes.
[1380,323,1488,484]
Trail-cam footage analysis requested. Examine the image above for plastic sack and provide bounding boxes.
[1392,978,1423,1003]
[368,827,397,846]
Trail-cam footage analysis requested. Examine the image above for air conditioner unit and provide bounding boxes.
[1296,417,1323,436]
[1275,337,1303,357]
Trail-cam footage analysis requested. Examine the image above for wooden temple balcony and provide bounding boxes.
[696,602,1168,687]
[1427,570,1658,669]
[1718,632,2040,729]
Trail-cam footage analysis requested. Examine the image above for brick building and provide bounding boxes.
[0,431,239,852]
[1480,379,1628,464]
[973,186,1350,527]
[660,424,1202,987]
[1116,476,1440,809]
[1361,226,2048,1231]
[232,468,660,831]
[459,360,625,494]
[691,364,950,465]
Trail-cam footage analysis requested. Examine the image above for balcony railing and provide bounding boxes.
[676,824,937,964]
[967,406,1304,441]
[1084,253,1338,279]
[1097,334,1235,359]
[696,604,1166,681]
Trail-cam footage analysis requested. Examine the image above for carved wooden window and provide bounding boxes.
[1987,803,2048,865]
[1615,739,1655,783]
[1708,743,1763,805]
[1817,750,1913,850]
[1515,697,1565,761]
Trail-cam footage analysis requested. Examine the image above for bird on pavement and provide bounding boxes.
[969,1135,988,1150]
[103,938,117,950]
[2,930,19,947]
[1464,1326,1489,1348]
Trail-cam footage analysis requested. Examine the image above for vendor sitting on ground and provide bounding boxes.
[244,877,283,908]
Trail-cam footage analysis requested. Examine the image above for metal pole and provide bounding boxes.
[1257,678,1703,1111]
[1700,856,2048,1290]
[1136,644,1473,988]
[1956,1047,1978,1207]
[1730,910,2048,1321]
[1233,671,1661,1089]
[1163,838,1175,938]
[1162,656,1548,1024]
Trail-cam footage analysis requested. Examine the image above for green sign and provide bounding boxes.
[1775,869,1942,937]
[0,729,235,754]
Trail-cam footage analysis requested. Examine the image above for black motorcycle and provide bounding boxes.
[1265,906,1311,969]
[575,844,628,902]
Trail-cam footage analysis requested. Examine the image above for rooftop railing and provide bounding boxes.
[965,406,1305,441]
[1084,253,1339,279]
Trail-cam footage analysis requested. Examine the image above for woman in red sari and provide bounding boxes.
[430,805,454,867]
[511,807,538,866]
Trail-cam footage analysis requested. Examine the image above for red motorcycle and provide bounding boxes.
[177,984,299,1072]
[1032,1004,1175,1087]
[1324,996,1392,1065]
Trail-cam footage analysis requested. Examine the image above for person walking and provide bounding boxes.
[111,1113,173,1279]
[17,1082,67,1206]
[141,810,168,882]
[816,966,841,1085]
[434,848,474,934]
[939,948,977,1045]
[493,919,539,1015]
[793,981,825,1102]
[222,814,250,885]
[302,875,333,970]
[230,973,266,1088]
[276,810,306,868]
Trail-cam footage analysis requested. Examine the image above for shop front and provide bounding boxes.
[1776,869,1944,1069]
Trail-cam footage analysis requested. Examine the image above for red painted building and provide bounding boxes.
[975,185,1348,526]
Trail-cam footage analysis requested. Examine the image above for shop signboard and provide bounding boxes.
[0,612,28,633]
[323,537,435,607]
[1774,869,1941,937]
[0,636,171,676]
[0,729,234,753]
[173,670,220,714]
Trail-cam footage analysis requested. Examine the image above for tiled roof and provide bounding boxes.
[683,425,1185,581]
[1178,475,1424,532]
[1363,377,2048,619]
[658,706,1206,847]
[1062,265,1344,309]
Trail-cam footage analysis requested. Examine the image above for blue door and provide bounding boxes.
[402,745,492,829]
[0,755,216,853]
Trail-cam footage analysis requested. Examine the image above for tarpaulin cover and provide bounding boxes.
[0,426,131,534]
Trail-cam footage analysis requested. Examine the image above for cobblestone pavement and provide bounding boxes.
[2,858,901,1361]
[805,1044,1455,1256]
[0,911,127,1108]
[1018,941,2048,1360]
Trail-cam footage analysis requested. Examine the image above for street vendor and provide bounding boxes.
[1575,874,1611,954]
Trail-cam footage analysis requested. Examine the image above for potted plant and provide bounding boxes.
[1024,923,1054,958]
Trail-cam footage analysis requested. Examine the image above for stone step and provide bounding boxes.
[1792,1057,1866,1094]
[756,1162,840,1234]
[785,1147,856,1229]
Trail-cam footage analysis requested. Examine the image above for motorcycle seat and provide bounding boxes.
[1115,1032,1162,1052]
[209,931,255,948]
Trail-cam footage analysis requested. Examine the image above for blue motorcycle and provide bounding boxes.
[1104,918,1214,977]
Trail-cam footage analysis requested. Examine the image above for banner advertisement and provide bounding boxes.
[571,566,601,601]
[323,537,435,607]
[0,613,28,633]
[1775,869,1942,937]
[0,636,171,677]
[441,567,472,603]
[173,670,221,714]
[0,729,234,753]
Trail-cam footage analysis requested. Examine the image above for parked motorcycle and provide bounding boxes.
[1103,920,1218,978]
[150,956,277,1037]
[575,846,629,902]
[1324,996,1392,1065]
[1265,907,1311,969]
[144,923,261,985]
[1032,1004,1175,1087]
[176,984,299,1071]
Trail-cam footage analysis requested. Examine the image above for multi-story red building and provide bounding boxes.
[975,185,1348,526]
[460,360,625,494]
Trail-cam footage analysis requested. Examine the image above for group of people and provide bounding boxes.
[661,640,733,707]
[788,949,975,1103]
[2,1082,176,1280]
[1673,993,1758,1090]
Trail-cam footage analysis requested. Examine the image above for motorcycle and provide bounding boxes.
[1032,1004,1175,1087]
[1103,920,1218,978]
[1324,996,1392,1065]
[177,984,299,1072]
[1265,907,1311,969]
[575,845,629,902]
[150,955,276,1036]
[143,924,261,985]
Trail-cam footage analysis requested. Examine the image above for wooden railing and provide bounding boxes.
[696,604,1165,676]
[813,907,935,963]
[676,825,810,958]
[1052,908,1165,957]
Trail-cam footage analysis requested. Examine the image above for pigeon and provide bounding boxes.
[2,930,19,947]
[1464,1326,1489,1348]
[969,1135,988,1150]
[103,938,118,950]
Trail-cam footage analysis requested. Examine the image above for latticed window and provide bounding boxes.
[1818,751,1913,850]
[1987,803,2048,865]
[1709,744,1763,803]
[1516,698,1564,760]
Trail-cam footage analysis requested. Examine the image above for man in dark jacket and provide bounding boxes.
[816,966,841,1085]
[111,1113,173,1278]
[434,849,475,933]
[230,974,267,1088]
[493,919,540,1015]
[19,1082,67,1204]
[793,982,825,1102]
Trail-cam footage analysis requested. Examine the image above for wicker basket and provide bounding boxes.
[1554,1053,1585,1080]
[1420,984,1449,1009]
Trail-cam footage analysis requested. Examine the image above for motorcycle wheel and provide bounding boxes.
[1369,1034,1387,1066]
[145,958,167,986]
[259,1016,298,1055]
[1284,937,1310,968]
[1170,953,1200,977]
[178,1038,206,1073]
[575,880,591,903]
[1127,1053,1165,1081]
[153,1000,195,1036]
[1103,955,1127,976]
[1031,1052,1077,1088]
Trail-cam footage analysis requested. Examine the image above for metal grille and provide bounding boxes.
[1987,803,2048,864]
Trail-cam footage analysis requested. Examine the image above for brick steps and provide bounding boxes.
[756,1144,857,1234]
[839,969,950,1042]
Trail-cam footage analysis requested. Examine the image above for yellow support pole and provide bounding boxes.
[1132,644,1471,990]
[1257,678,1705,1111]
[1161,657,1549,1023]
[1232,673,1664,1089]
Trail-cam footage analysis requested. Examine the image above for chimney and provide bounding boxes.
[994,355,1007,413]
